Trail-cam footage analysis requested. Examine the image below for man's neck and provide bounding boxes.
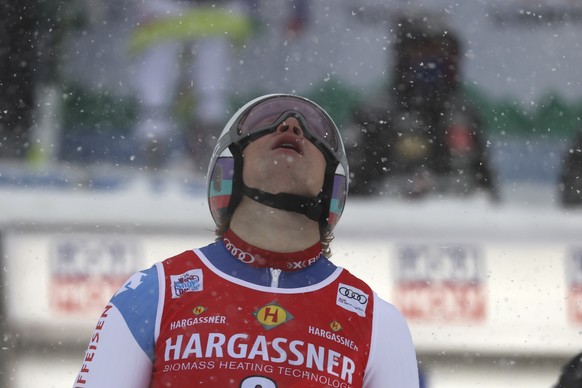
[229,196,321,253]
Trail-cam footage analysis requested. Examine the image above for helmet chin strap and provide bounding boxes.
[242,184,324,223]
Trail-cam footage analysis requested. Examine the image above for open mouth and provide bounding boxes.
[273,136,303,155]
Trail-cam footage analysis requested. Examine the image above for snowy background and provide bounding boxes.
[1,0,582,387]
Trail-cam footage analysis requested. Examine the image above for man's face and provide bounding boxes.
[241,116,326,198]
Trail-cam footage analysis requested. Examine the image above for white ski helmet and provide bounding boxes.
[207,93,349,233]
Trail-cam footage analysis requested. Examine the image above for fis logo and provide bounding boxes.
[170,269,203,299]
[253,302,294,331]
[336,283,369,317]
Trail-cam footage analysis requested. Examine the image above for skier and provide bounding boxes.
[73,93,419,387]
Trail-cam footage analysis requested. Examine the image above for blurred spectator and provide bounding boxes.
[129,0,309,173]
[559,130,582,207]
[346,11,498,200]
[553,351,582,388]
[0,0,40,159]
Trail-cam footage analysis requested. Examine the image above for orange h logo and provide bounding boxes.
[262,306,280,323]
[253,302,294,330]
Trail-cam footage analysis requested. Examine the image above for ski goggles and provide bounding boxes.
[233,95,341,158]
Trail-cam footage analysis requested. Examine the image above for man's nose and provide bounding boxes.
[276,117,304,137]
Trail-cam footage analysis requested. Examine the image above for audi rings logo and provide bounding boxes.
[224,238,256,264]
[339,286,368,304]
[336,283,369,317]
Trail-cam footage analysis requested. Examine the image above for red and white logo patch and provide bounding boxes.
[171,269,203,299]
[336,283,369,317]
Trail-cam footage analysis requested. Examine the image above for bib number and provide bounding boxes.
[240,375,277,388]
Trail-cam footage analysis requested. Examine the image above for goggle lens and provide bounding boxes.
[237,96,338,151]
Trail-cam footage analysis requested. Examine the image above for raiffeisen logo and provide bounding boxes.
[253,302,294,330]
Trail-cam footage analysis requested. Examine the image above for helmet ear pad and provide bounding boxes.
[226,144,245,220]
[318,158,339,231]
[326,170,348,232]
[207,154,235,228]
